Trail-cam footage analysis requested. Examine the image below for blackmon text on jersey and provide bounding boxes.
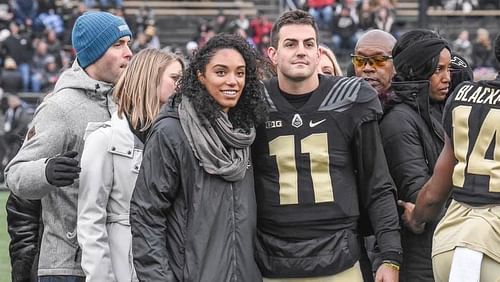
[454,83,500,105]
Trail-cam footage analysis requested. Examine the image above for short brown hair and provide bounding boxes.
[270,10,319,48]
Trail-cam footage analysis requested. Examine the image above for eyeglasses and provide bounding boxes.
[351,54,393,68]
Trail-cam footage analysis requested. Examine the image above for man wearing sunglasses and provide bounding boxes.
[352,30,396,110]
[351,29,397,282]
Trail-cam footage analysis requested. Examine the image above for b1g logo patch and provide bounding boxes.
[266,120,283,129]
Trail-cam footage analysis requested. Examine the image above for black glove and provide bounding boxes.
[45,151,81,187]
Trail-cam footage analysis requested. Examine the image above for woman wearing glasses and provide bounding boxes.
[378,29,452,282]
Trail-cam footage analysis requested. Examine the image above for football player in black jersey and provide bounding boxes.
[400,34,500,281]
[252,10,402,281]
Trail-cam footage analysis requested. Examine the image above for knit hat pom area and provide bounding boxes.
[72,11,132,68]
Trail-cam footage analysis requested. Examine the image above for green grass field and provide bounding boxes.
[0,191,11,281]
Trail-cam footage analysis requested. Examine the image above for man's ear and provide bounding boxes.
[197,70,205,84]
[268,46,278,65]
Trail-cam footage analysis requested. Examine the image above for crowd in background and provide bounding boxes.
[0,0,499,180]
[1,1,500,281]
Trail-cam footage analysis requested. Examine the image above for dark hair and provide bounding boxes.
[392,29,449,81]
[270,10,318,48]
[174,33,268,131]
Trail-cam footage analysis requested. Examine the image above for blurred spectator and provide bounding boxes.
[63,2,86,45]
[197,25,215,48]
[373,6,395,34]
[42,55,58,91]
[1,94,33,171]
[452,30,473,65]
[212,11,231,33]
[131,31,148,53]
[331,6,358,51]
[357,0,375,32]
[472,28,494,69]
[45,29,62,65]
[185,40,198,60]
[35,8,64,38]
[13,0,38,26]
[249,12,272,47]
[31,39,50,92]
[135,5,154,34]
[235,27,255,47]
[0,3,14,31]
[0,57,23,94]
[232,12,249,32]
[144,25,160,49]
[307,0,335,30]
[114,6,136,35]
[2,21,33,92]
[257,34,270,57]
[335,0,359,23]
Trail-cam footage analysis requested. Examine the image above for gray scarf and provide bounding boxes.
[178,98,255,182]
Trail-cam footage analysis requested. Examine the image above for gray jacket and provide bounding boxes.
[5,60,116,276]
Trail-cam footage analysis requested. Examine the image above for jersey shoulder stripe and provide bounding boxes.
[261,81,278,112]
[319,76,362,111]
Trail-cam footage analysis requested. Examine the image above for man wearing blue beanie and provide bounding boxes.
[5,11,132,282]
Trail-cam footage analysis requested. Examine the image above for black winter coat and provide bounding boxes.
[130,107,261,282]
[379,81,446,282]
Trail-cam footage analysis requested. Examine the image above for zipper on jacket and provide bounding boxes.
[230,183,237,281]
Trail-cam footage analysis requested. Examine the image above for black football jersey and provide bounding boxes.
[252,75,382,239]
[443,79,500,205]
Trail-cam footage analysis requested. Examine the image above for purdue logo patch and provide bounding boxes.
[291,114,303,128]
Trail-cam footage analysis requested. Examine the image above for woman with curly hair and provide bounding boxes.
[130,33,268,281]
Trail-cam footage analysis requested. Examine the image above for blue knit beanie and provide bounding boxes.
[72,11,132,68]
